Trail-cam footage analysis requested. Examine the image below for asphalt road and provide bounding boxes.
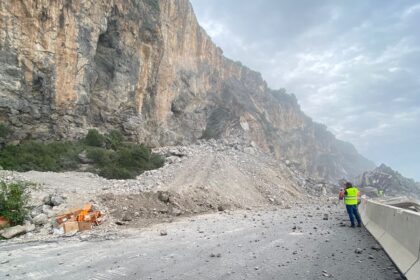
[0,204,403,280]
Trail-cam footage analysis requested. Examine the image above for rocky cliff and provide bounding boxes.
[0,0,374,181]
[356,164,420,198]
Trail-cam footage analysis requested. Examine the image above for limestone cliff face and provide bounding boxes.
[0,0,374,180]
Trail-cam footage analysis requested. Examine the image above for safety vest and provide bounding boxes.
[345,187,359,205]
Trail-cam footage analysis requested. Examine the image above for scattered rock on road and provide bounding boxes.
[371,244,382,251]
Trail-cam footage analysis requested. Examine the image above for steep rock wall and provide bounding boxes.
[0,0,374,180]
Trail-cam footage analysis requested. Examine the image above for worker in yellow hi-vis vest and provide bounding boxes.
[344,182,362,228]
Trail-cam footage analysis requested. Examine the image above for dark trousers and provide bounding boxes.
[346,204,362,226]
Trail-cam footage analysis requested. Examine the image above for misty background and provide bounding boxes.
[190,0,420,181]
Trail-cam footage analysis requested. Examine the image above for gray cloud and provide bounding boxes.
[190,0,420,180]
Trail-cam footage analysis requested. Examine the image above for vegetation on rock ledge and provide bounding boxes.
[0,128,164,180]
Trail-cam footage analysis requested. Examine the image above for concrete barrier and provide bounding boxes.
[361,199,420,280]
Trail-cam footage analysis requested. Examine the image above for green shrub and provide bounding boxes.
[0,181,28,226]
[105,130,124,150]
[0,123,10,138]
[150,153,165,168]
[0,141,82,172]
[87,143,164,179]
[0,129,164,180]
[85,129,105,147]
[86,147,114,166]
[99,165,133,180]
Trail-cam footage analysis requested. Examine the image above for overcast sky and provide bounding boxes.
[190,0,420,181]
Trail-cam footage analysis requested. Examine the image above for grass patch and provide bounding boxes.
[0,129,164,179]
[0,181,29,226]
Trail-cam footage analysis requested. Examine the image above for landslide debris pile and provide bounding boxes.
[0,140,326,241]
[356,164,420,198]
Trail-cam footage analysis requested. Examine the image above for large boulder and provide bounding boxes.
[1,225,26,239]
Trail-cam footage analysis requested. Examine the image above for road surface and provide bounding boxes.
[0,204,403,280]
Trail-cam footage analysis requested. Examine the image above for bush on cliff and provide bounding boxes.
[86,142,164,179]
[0,129,164,180]
[0,123,10,139]
[85,129,106,147]
[0,141,82,172]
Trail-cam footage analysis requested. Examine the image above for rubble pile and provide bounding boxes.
[355,163,420,198]
[0,140,330,241]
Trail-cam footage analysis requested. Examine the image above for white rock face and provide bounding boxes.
[0,0,374,181]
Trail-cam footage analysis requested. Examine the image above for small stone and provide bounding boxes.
[122,213,133,222]
[355,248,363,254]
[24,223,36,233]
[30,208,41,218]
[160,230,168,236]
[33,213,48,226]
[323,214,329,220]
[157,191,170,203]
[42,194,52,205]
[171,208,182,216]
[50,195,65,206]
[42,205,52,214]
[78,151,94,164]
[371,244,382,251]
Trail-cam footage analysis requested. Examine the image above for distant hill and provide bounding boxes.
[355,164,420,198]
